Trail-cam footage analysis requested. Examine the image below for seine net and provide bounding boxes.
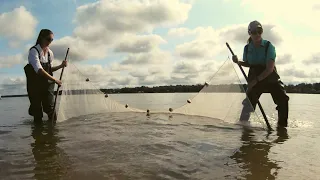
[55,56,266,128]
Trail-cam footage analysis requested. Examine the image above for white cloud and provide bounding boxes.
[303,52,320,65]
[282,68,309,78]
[171,24,283,60]
[120,49,172,65]
[0,6,38,47]
[175,39,217,59]
[2,0,319,90]
[279,66,320,84]
[129,70,149,78]
[168,27,197,37]
[276,54,293,65]
[0,54,23,68]
[313,3,320,10]
[51,0,192,62]
[168,20,320,84]
[114,34,167,53]
[0,76,26,95]
[50,36,109,62]
[173,61,200,74]
[73,0,191,42]
[241,0,320,31]
[56,55,221,90]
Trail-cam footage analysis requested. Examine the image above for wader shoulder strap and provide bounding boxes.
[30,46,41,59]
[265,41,270,59]
[244,44,249,61]
[48,51,51,65]
[264,40,278,70]
[30,46,52,65]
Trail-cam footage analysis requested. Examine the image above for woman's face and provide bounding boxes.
[250,28,263,43]
[42,33,54,47]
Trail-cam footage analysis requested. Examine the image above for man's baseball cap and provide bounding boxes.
[248,20,263,34]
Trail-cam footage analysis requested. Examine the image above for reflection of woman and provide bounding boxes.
[24,29,67,124]
[31,122,68,179]
[230,127,288,179]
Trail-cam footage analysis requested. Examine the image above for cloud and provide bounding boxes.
[73,0,191,42]
[175,39,217,59]
[0,54,23,68]
[313,4,320,10]
[1,77,25,86]
[56,56,221,90]
[219,24,283,45]
[276,54,293,65]
[114,34,167,53]
[166,60,221,85]
[173,61,200,74]
[241,0,320,31]
[171,24,284,59]
[171,27,224,59]
[148,67,164,75]
[0,76,26,95]
[108,76,137,87]
[279,66,320,84]
[128,69,149,78]
[109,62,133,72]
[168,27,197,37]
[280,67,320,79]
[50,36,109,62]
[50,0,192,62]
[0,6,38,47]
[303,52,320,65]
[168,22,320,85]
[120,49,172,65]
[282,68,309,78]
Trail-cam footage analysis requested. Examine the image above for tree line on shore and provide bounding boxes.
[100,83,320,94]
[2,83,319,98]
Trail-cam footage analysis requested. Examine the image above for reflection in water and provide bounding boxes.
[31,122,70,180]
[230,127,289,180]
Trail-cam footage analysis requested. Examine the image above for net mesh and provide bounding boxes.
[56,56,266,129]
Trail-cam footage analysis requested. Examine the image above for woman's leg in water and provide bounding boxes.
[42,82,57,121]
[269,81,289,127]
[239,83,264,121]
[27,83,44,124]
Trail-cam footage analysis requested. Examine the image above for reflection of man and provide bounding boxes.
[31,122,69,179]
[230,127,289,180]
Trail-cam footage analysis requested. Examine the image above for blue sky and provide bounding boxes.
[0,0,319,95]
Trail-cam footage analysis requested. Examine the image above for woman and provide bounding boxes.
[232,21,289,127]
[24,29,67,123]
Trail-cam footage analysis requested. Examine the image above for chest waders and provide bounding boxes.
[24,46,56,123]
[241,41,290,127]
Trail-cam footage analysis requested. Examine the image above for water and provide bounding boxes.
[0,93,320,180]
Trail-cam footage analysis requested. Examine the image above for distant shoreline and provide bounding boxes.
[1,91,319,99]
[1,83,319,98]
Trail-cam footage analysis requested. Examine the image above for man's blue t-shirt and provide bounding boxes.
[242,39,276,65]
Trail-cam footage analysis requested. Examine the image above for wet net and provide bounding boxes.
[55,56,268,129]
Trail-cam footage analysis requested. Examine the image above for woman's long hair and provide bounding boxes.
[35,29,53,45]
[247,37,252,44]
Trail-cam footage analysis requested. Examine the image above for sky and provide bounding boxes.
[0,0,319,95]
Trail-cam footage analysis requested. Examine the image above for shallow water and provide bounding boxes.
[0,93,319,180]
